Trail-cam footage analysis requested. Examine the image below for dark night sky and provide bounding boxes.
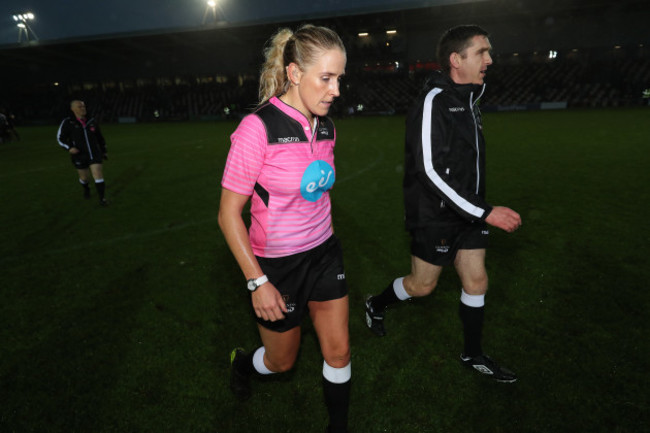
[0,0,480,45]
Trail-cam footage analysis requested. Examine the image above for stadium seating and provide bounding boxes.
[2,53,649,124]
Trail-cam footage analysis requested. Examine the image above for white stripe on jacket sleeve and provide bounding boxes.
[56,119,70,149]
[420,88,486,219]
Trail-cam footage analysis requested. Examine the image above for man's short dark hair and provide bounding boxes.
[437,25,489,73]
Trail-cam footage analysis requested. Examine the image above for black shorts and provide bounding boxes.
[255,235,348,332]
[410,223,489,266]
[71,153,103,169]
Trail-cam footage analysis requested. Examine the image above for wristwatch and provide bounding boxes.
[246,275,268,292]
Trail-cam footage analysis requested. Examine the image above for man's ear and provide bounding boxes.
[449,52,461,69]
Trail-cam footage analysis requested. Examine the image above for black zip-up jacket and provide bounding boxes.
[403,71,492,230]
[57,116,106,160]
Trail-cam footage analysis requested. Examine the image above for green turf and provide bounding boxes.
[1,109,649,432]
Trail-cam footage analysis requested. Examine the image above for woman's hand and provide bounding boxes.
[252,282,288,322]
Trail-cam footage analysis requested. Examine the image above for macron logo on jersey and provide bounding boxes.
[277,136,300,143]
[300,160,335,202]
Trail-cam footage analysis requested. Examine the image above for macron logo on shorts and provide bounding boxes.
[300,160,335,202]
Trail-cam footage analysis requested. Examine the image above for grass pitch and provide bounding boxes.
[1,108,649,432]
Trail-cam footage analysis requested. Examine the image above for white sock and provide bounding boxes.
[393,277,411,301]
[322,360,351,384]
[252,346,275,375]
[460,288,485,308]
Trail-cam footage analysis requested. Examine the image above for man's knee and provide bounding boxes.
[404,277,438,297]
[77,169,90,182]
[89,164,103,178]
[406,256,443,297]
[463,274,488,295]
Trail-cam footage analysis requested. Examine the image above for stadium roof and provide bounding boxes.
[1,0,648,88]
[1,0,489,46]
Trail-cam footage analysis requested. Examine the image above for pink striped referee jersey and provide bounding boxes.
[221,96,337,258]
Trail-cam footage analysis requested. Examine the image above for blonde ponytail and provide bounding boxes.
[258,24,345,105]
[258,28,294,104]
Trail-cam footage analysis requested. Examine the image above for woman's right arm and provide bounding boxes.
[218,188,288,322]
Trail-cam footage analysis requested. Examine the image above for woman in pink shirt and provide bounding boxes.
[219,24,350,433]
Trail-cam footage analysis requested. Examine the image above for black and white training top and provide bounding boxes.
[403,71,492,229]
[57,116,107,160]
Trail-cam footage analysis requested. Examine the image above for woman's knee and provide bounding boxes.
[322,337,351,368]
[263,344,299,373]
[323,346,351,368]
[265,353,298,373]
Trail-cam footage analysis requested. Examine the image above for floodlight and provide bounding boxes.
[386,30,397,35]
[358,32,368,37]
[203,0,220,24]
[13,11,38,42]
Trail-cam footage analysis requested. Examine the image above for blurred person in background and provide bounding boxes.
[0,110,9,144]
[57,100,108,206]
[0,108,20,143]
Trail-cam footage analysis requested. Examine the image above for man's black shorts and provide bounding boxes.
[71,153,103,169]
[410,223,489,266]
[254,235,348,333]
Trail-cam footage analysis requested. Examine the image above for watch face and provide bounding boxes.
[247,275,267,291]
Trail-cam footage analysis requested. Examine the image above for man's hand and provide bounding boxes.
[68,147,79,154]
[485,206,522,233]
[251,283,288,322]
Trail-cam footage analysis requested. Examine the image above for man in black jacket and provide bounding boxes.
[57,100,108,206]
[365,25,521,382]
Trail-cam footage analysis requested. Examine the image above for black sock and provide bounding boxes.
[370,281,400,311]
[95,181,106,200]
[235,350,256,376]
[323,378,350,433]
[80,181,90,196]
[459,302,484,357]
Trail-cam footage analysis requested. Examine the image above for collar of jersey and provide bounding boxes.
[270,96,315,135]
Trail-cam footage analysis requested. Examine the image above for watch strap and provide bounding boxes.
[253,275,268,286]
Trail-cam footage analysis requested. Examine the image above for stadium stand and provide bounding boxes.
[4,52,648,124]
[1,0,648,124]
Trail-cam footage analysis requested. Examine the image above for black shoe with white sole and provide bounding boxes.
[460,354,518,383]
[230,348,252,400]
[364,295,386,337]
